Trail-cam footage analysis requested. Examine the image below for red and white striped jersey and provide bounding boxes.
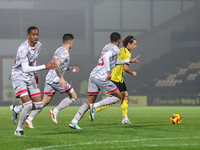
[45,46,70,84]
[90,43,120,81]
[11,40,42,83]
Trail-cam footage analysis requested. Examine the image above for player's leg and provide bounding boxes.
[90,90,122,122]
[25,94,53,128]
[23,95,44,129]
[69,95,97,129]
[10,104,23,125]
[92,79,122,111]
[94,90,122,109]
[95,80,121,113]
[23,83,44,129]
[14,94,33,137]
[10,104,23,113]
[96,94,113,113]
[10,77,27,125]
[89,90,121,122]
[50,91,76,124]
[69,77,99,129]
[121,91,132,124]
[49,83,76,124]
[12,81,34,136]
[96,104,112,112]
[89,79,122,122]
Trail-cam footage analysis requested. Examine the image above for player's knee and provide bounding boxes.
[124,94,129,100]
[72,94,77,100]
[123,91,129,100]
[70,91,77,100]
[45,101,50,106]
[114,94,122,101]
[118,94,122,100]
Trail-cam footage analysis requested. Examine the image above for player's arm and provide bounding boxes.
[117,55,140,64]
[130,55,140,63]
[33,61,39,84]
[55,58,66,89]
[21,57,56,73]
[116,58,130,64]
[102,51,112,81]
[123,64,137,77]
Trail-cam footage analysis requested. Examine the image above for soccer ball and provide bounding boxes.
[170,114,182,124]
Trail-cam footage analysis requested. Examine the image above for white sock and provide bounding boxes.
[27,109,43,121]
[16,101,32,131]
[53,97,75,114]
[94,96,120,109]
[33,101,45,110]
[72,103,89,124]
[14,105,23,113]
[123,116,128,120]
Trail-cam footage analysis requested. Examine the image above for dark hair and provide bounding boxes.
[62,33,74,43]
[27,26,39,34]
[122,35,136,47]
[110,32,121,42]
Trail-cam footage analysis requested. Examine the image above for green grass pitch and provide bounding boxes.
[0,106,199,150]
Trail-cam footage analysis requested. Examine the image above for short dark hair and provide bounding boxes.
[110,32,121,42]
[122,35,136,47]
[27,26,39,34]
[62,33,74,43]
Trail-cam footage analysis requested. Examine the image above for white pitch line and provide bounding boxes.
[25,136,200,150]
[90,143,200,150]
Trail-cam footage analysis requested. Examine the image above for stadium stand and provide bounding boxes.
[126,31,200,106]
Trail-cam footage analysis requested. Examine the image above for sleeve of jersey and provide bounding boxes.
[58,53,69,63]
[116,53,130,65]
[102,51,113,71]
[21,57,46,73]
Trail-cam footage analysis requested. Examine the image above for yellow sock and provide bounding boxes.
[96,104,112,113]
[121,99,128,117]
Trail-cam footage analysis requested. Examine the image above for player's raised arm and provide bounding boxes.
[130,55,140,63]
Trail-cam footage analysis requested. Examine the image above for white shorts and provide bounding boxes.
[44,81,74,95]
[12,79,41,98]
[87,76,118,95]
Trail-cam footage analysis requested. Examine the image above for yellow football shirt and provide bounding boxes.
[111,47,131,83]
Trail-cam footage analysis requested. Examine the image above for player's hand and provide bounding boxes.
[72,66,80,73]
[132,71,137,77]
[130,55,140,63]
[45,60,57,69]
[34,72,39,84]
[60,77,66,89]
[106,71,111,81]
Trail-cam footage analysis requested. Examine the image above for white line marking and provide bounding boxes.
[25,136,200,150]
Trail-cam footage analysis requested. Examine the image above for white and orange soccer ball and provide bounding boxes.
[170,114,182,124]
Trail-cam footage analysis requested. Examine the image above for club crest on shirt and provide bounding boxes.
[60,54,65,58]
[20,50,26,59]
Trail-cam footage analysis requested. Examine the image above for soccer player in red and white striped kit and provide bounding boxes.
[69,32,133,129]
[10,26,56,136]
[11,33,80,130]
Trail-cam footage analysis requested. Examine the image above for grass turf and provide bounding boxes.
[0,106,199,150]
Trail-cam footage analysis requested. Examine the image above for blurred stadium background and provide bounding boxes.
[0,0,200,106]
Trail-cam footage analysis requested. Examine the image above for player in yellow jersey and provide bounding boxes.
[96,35,140,124]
